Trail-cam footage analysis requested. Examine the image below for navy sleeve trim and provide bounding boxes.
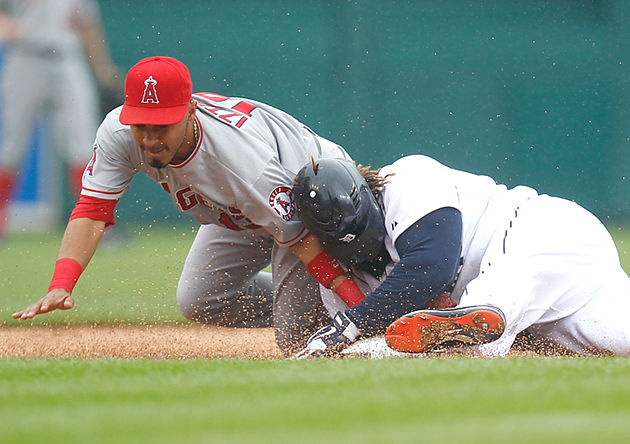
[348,207,463,335]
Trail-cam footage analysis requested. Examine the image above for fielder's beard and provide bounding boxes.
[143,129,192,169]
[142,144,172,169]
[148,158,167,169]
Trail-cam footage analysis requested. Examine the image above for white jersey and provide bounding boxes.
[326,155,630,357]
[82,93,351,246]
[378,155,537,301]
[321,154,538,316]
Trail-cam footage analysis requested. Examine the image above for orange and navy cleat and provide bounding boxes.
[385,305,506,353]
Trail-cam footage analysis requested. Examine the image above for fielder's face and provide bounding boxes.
[131,102,197,169]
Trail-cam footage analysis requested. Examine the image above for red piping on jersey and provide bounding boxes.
[170,116,203,169]
[81,186,123,196]
[275,226,308,246]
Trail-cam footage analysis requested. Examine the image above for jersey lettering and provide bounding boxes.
[141,76,159,103]
[196,93,257,128]
[232,101,256,116]
[170,184,261,230]
[175,186,198,211]
[196,92,228,102]
[228,206,243,217]
[232,101,256,128]
[159,182,171,193]
[218,207,262,231]
[218,212,243,231]
[86,145,97,176]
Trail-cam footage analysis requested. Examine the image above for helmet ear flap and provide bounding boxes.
[293,158,386,265]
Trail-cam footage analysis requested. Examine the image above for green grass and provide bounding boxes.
[0,226,197,325]
[0,357,629,444]
[2,222,629,326]
[1,223,630,443]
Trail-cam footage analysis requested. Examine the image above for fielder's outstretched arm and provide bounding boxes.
[12,217,105,320]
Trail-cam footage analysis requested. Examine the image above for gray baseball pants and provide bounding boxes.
[176,224,331,355]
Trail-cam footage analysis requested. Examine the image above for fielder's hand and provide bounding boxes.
[292,311,360,359]
[12,289,74,320]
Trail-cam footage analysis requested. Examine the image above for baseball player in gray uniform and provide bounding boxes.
[291,155,630,358]
[12,56,367,355]
[0,0,119,238]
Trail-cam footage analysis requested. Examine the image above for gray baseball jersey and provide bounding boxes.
[84,93,352,354]
[85,93,350,244]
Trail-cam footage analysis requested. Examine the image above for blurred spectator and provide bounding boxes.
[0,0,121,239]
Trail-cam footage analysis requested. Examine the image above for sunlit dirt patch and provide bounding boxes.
[0,325,282,359]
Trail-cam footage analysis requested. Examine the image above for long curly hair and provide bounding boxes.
[356,164,392,203]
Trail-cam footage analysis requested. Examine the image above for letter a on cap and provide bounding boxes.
[141,75,159,104]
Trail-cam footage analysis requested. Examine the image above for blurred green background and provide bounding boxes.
[95,0,630,226]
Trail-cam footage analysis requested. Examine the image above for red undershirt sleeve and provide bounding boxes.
[69,195,118,226]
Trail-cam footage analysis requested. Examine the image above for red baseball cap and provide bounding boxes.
[119,56,193,125]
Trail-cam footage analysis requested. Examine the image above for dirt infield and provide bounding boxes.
[0,325,573,359]
[0,325,283,359]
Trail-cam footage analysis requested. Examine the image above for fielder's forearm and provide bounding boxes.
[57,217,106,269]
[44,218,105,294]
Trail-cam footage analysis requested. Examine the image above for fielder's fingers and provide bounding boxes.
[11,310,25,319]
[12,300,43,319]
[60,296,74,310]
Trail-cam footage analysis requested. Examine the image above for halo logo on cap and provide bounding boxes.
[141,76,159,104]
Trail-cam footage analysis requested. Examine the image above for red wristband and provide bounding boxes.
[48,258,83,293]
[335,277,365,308]
[306,250,345,288]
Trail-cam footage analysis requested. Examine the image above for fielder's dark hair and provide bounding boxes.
[356,164,393,203]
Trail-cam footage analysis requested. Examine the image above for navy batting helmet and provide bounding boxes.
[293,158,386,265]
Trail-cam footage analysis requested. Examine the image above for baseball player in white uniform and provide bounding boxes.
[12,56,368,355]
[0,0,119,238]
[291,155,630,358]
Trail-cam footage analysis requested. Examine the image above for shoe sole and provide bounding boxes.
[385,305,506,353]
